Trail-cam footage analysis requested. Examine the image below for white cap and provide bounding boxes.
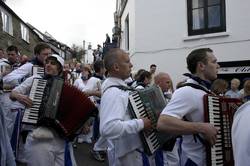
[49,54,64,67]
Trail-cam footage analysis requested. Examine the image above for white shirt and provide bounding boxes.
[13,75,41,95]
[100,77,144,158]
[0,59,10,79]
[3,62,33,87]
[161,78,207,165]
[83,76,101,92]
[232,101,250,166]
[225,89,241,98]
[73,78,87,91]
[83,76,102,104]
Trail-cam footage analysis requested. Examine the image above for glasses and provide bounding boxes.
[45,59,57,65]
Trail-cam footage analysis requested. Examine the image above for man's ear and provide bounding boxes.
[197,61,205,71]
[113,63,119,71]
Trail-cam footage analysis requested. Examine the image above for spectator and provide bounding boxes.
[225,78,241,98]
[19,55,29,66]
[149,64,157,84]
[105,33,111,44]
[211,79,229,96]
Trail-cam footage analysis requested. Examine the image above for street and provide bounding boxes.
[74,142,108,166]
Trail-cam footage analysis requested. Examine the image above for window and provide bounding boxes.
[125,14,129,50]
[0,8,13,35]
[187,0,226,36]
[21,23,29,42]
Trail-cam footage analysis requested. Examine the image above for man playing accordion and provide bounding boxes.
[10,54,77,166]
[99,48,153,166]
[157,48,220,166]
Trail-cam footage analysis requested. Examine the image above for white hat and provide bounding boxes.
[49,54,64,67]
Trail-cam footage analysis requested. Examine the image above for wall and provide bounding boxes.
[118,0,250,86]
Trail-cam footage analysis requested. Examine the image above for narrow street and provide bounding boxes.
[74,142,108,166]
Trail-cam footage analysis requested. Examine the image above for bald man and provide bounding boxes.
[154,72,180,166]
[100,48,153,166]
[154,72,174,102]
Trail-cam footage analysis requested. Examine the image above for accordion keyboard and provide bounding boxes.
[22,78,47,124]
[207,96,224,166]
[129,91,160,154]
[32,66,44,77]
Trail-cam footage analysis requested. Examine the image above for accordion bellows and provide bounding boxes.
[56,83,97,139]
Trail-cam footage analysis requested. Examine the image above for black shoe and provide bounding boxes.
[91,150,105,162]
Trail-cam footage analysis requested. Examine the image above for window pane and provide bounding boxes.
[192,0,204,8]
[192,8,204,30]
[208,0,220,6]
[208,6,221,28]
[1,12,6,31]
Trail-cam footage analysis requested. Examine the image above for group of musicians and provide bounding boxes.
[0,43,250,166]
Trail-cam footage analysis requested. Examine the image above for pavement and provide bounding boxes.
[74,142,108,166]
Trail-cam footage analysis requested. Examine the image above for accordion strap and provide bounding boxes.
[178,83,212,94]
[180,83,212,145]
[103,85,136,94]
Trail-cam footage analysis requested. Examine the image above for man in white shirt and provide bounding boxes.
[0,45,20,138]
[100,48,153,166]
[157,48,220,166]
[3,42,51,87]
[1,43,51,159]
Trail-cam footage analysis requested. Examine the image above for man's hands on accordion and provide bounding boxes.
[10,92,33,108]
[200,122,218,146]
[142,117,153,131]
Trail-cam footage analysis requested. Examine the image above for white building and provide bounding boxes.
[115,0,250,86]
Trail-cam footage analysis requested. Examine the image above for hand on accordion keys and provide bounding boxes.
[15,94,33,108]
[200,122,218,146]
[142,117,153,131]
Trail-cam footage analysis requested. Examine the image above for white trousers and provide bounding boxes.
[0,93,17,138]
[25,133,77,166]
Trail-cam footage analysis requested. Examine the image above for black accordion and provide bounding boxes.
[22,77,97,140]
[204,94,242,166]
[128,85,176,155]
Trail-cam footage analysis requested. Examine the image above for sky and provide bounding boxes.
[5,0,116,49]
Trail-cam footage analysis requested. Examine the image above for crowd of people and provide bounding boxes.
[0,44,250,166]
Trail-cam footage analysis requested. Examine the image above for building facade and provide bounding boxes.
[0,1,72,60]
[115,0,250,85]
[0,1,42,56]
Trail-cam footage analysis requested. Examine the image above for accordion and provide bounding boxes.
[203,94,242,166]
[32,66,44,76]
[22,77,97,140]
[128,85,176,155]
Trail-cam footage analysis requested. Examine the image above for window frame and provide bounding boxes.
[187,0,226,36]
[20,23,30,43]
[125,14,129,51]
[0,7,13,35]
